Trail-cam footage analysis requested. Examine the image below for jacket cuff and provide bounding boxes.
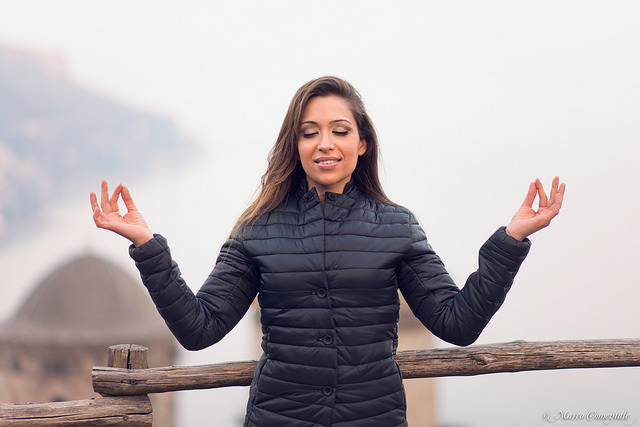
[129,234,169,262]
[491,226,531,256]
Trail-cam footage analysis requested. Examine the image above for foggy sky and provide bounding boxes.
[1,1,639,426]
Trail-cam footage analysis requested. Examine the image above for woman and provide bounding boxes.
[91,76,565,426]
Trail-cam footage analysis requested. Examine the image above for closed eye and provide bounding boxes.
[302,132,319,138]
[333,131,349,136]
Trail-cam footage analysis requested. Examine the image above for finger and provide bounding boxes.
[535,178,549,207]
[521,181,537,208]
[90,191,99,213]
[100,179,110,212]
[109,183,124,212]
[553,182,566,210]
[548,176,559,202]
[547,180,566,212]
[92,205,103,224]
[121,185,138,212]
[92,204,109,229]
[542,182,566,222]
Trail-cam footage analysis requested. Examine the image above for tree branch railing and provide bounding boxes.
[0,344,152,426]
[1,339,640,425]
[91,339,640,396]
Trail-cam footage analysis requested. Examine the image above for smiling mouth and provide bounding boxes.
[316,159,340,165]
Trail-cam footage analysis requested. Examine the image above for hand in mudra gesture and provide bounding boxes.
[90,180,154,247]
[505,176,566,241]
[90,177,565,246]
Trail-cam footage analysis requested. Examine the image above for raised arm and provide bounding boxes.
[399,177,565,346]
[90,179,154,246]
[91,179,258,350]
[129,234,259,351]
[398,222,530,346]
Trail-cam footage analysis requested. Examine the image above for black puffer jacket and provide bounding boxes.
[130,180,530,426]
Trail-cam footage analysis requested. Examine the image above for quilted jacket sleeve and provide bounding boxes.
[129,234,259,351]
[397,214,530,346]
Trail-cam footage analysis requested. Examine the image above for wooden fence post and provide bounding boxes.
[108,344,149,371]
[100,344,153,424]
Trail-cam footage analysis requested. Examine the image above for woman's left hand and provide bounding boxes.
[505,177,566,241]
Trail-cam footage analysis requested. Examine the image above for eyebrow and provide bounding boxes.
[300,119,353,126]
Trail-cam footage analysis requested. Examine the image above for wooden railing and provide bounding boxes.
[0,344,153,426]
[1,339,639,425]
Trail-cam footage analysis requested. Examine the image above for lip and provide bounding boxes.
[314,157,341,168]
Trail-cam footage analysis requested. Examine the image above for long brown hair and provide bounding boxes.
[233,76,392,232]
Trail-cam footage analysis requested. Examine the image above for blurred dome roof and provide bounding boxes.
[3,254,172,345]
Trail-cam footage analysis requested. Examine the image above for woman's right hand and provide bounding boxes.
[90,179,154,247]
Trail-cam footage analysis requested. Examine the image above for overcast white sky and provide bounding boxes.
[1,1,639,426]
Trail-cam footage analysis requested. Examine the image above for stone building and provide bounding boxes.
[0,253,438,426]
[0,254,178,427]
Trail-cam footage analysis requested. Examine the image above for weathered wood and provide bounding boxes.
[108,344,148,370]
[108,344,130,369]
[397,339,640,378]
[93,360,256,395]
[128,344,149,369]
[0,395,152,426]
[92,339,640,396]
[102,344,150,399]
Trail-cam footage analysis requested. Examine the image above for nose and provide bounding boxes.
[317,132,334,151]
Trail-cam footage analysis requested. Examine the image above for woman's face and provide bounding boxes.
[297,95,366,197]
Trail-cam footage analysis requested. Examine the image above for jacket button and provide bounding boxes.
[322,335,333,345]
[326,193,336,201]
[317,289,327,298]
[322,386,333,396]
[304,193,314,202]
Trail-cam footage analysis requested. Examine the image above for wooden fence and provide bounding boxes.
[1,339,639,425]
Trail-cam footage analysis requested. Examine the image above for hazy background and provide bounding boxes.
[1,1,639,426]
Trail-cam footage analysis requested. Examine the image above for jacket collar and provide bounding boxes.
[295,176,360,202]
[295,177,362,219]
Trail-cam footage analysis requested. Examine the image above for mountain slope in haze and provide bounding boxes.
[0,45,201,246]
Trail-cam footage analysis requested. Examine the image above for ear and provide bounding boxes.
[358,138,367,156]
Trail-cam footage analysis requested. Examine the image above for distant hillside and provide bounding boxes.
[0,45,200,246]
